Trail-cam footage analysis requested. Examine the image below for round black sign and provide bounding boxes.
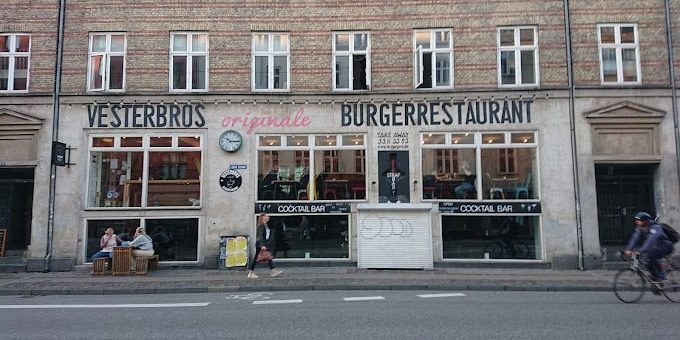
[219,169,242,192]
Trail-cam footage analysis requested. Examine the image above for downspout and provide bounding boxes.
[44,0,66,272]
[563,0,585,270]
[665,0,680,205]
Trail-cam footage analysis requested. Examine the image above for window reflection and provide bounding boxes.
[266,214,349,259]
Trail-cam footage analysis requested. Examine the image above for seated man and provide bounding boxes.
[454,162,475,198]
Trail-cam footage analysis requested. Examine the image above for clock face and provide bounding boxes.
[219,130,242,152]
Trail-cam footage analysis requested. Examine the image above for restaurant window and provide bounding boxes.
[441,215,541,260]
[414,29,452,89]
[0,33,30,92]
[86,218,199,263]
[264,214,349,259]
[170,32,208,91]
[87,134,203,208]
[598,24,640,84]
[333,31,370,91]
[257,134,366,201]
[88,33,125,92]
[498,27,538,87]
[421,131,538,200]
[252,32,289,91]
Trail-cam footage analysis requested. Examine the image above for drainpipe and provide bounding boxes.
[563,0,585,270]
[665,0,680,206]
[44,0,66,272]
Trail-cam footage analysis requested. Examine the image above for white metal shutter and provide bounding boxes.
[357,203,433,269]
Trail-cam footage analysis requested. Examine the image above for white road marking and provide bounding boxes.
[417,293,466,298]
[343,296,386,301]
[0,302,210,309]
[252,299,303,305]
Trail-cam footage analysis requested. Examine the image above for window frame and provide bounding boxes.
[332,31,371,91]
[251,32,290,92]
[86,133,204,210]
[597,23,641,85]
[413,28,453,89]
[497,26,539,87]
[87,33,126,92]
[169,32,209,92]
[0,33,31,92]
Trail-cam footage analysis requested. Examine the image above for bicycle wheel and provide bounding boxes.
[514,242,530,259]
[483,242,505,259]
[613,268,646,303]
[662,271,680,303]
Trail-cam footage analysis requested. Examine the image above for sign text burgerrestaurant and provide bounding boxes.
[341,99,533,127]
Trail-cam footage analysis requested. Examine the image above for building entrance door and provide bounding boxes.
[595,164,655,260]
[0,168,34,251]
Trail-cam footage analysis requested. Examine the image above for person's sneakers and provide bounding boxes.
[247,271,259,279]
[270,269,283,277]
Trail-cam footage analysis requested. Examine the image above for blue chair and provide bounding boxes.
[513,172,532,199]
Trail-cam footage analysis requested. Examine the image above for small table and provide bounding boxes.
[112,246,132,275]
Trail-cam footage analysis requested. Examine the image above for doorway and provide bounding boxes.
[0,168,34,251]
[595,164,655,261]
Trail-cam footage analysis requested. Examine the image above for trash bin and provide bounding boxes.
[219,235,249,269]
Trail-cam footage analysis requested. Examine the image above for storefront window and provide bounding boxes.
[257,134,366,201]
[421,131,538,200]
[86,218,198,262]
[87,134,203,208]
[266,214,349,259]
[441,215,541,260]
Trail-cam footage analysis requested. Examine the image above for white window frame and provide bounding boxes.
[413,29,453,89]
[332,31,371,91]
[0,33,31,92]
[86,133,204,210]
[597,23,641,85]
[497,27,539,87]
[252,32,290,92]
[169,32,209,92]
[87,33,126,92]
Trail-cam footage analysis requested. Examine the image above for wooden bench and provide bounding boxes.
[91,257,108,275]
[134,255,159,275]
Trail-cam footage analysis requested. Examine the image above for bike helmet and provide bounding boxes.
[634,212,652,221]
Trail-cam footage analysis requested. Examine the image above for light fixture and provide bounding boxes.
[523,138,529,143]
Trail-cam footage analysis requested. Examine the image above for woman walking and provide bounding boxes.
[248,213,282,278]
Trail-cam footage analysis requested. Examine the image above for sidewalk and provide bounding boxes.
[0,266,616,296]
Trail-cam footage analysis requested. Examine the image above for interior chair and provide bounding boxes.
[512,172,532,199]
[422,174,437,199]
[486,173,504,199]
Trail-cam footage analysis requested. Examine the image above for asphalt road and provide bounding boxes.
[0,290,678,340]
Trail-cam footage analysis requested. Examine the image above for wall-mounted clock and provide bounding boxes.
[219,130,242,152]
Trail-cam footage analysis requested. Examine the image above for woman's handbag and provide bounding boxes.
[256,249,273,262]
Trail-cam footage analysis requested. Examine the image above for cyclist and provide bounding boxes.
[624,212,675,282]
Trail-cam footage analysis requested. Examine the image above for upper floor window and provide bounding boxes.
[170,32,208,91]
[598,24,640,84]
[88,33,125,92]
[414,29,452,89]
[333,32,370,91]
[498,27,538,87]
[0,34,30,92]
[252,33,289,91]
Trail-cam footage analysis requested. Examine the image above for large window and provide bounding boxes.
[252,33,289,91]
[257,134,366,201]
[170,32,208,91]
[598,24,640,84]
[87,134,202,208]
[442,215,541,260]
[86,218,199,262]
[88,33,125,92]
[498,27,538,87]
[421,132,538,200]
[0,33,30,92]
[261,214,348,259]
[333,32,370,91]
[414,29,452,89]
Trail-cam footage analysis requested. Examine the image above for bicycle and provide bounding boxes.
[612,252,680,303]
[483,239,529,259]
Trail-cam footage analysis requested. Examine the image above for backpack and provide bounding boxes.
[660,223,680,243]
